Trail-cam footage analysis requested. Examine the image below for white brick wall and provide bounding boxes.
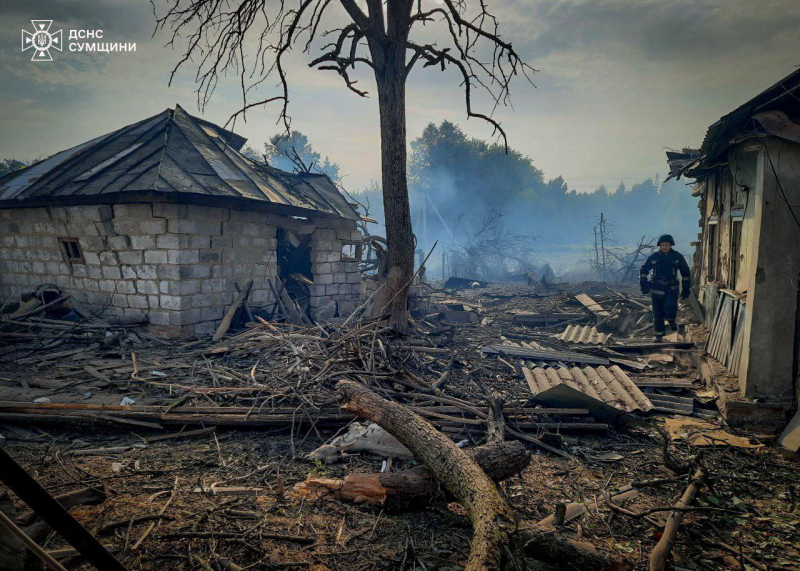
[0,204,362,335]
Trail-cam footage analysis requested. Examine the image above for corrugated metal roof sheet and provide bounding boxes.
[0,105,359,221]
[555,324,610,345]
[522,364,652,413]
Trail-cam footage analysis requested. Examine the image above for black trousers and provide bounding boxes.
[651,291,678,335]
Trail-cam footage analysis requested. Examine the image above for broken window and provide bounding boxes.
[58,237,84,264]
[341,241,363,261]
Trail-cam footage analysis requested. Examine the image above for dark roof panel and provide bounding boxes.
[680,68,800,178]
[0,105,359,220]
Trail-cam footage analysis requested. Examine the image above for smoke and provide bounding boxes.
[353,122,698,282]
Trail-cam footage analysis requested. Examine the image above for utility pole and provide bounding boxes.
[599,212,608,282]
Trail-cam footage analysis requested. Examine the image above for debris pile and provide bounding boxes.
[0,279,797,571]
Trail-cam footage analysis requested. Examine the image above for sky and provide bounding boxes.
[1,0,799,193]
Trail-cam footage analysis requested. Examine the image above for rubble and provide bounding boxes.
[0,279,797,570]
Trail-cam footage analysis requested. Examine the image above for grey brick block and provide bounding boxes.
[148,310,171,325]
[136,280,158,295]
[99,252,119,265]
[168,249,199,264]
[159,295,190,311]
[136,265,157,279]
[144,250,168,264]
[130,235,157,250]
[113,204,153,219]
[139,219,167,235]
[194,321,217,336]
[102,265,121,279]
[128,294,149,309]
[118,251,143,265]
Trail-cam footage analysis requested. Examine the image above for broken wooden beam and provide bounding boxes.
[0,447,128,571]
[649,468,705,571]
[574,293,610,317]
[212,280,253,342]
[0,509,68,571]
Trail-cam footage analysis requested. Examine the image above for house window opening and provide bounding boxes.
[58,237,85,264]
[277,229,313,317]
[730,218,743,289]
[706,221,718,282]
[341,241,362,261]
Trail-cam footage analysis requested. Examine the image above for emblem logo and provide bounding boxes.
[21,20,62,62]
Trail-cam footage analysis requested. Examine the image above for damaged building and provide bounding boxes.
[667,69,800,424]
[0,105,363,336]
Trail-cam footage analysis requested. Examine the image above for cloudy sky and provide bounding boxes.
[1,0,799,193]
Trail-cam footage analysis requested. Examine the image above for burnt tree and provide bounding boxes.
[156,0,533,330]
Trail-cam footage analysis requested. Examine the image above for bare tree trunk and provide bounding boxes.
[367,5,415,331]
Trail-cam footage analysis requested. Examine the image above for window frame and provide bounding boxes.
[340,241,363,261]
[706,220,718,282]
[58,237,85,265]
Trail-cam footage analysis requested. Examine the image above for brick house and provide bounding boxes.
[0,105,363,336]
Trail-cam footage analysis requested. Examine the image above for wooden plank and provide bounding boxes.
[8,298,41,319]
[280,287,306,325]
[212,280,253,342]
[777,409,800,452]
[574,294,610,317]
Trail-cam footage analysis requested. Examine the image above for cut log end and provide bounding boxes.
[294,440,531,511]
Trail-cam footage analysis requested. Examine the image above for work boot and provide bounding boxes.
[668,321,678,332]
[653,335,663,343]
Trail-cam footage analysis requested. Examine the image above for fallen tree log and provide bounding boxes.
[521,526,626,570]
[649,468,705,571]
[295,440,531,511]
[337,380,524,571]
[337,381,620,571]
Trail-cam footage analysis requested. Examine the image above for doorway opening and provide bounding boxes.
[276,229,313,317]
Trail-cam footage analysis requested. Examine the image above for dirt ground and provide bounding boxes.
[1,282,798,571]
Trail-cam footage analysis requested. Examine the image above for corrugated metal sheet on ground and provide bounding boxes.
[646,393,694,415]
[483,344,609,366]
[523,364,652,413]
[554,324,610,345]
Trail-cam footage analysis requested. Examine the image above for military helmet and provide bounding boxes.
[657,234,675,246]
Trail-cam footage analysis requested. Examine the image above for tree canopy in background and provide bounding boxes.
[400,121,698,254]
[0,159,27,178]
[243,131,340,182]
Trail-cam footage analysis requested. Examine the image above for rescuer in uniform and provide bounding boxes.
[639,234,691,342]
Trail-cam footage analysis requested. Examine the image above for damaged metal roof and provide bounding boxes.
[522,364,652,413]
[0,105,359,221]
[554,324,610,345]
[666,68,800,181]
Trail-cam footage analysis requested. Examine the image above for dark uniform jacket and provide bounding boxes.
[639,250,691,295]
